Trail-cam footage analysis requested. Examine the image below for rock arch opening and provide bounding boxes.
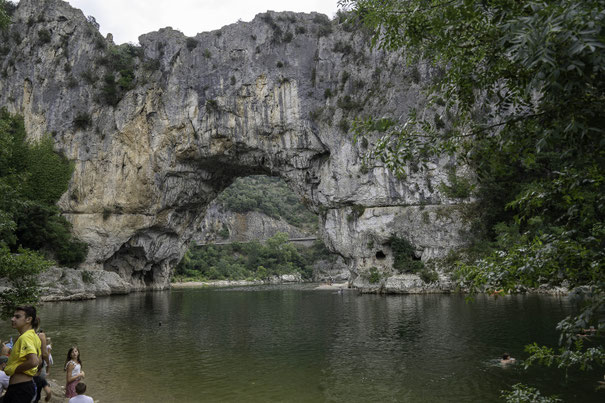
[172,174,342,283]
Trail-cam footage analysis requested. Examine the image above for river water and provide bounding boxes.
[0,285,602,402]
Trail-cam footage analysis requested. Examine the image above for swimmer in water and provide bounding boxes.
[501,353,516,364]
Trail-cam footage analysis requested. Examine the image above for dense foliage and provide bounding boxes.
[216,176,318,231]
[0,110,87,317]
[0,247,51,319]
[390,236,424,274]
[340,0,605,396]
[175,233,332,282]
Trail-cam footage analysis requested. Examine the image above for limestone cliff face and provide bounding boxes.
[0,0,471,291]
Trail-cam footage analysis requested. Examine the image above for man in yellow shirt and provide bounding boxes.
[3,306,41,403]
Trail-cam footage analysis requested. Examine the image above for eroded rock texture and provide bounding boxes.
[0,0,471,290]
[196,203,314,245]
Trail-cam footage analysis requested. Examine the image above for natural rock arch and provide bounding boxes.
[0,0,471,290]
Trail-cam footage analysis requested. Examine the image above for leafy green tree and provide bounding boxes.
[340,0,605,395]
[22,135,73,204]
[0,110,88,315]
[0,247,52,319]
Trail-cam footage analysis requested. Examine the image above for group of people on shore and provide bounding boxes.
[0,306,93,403]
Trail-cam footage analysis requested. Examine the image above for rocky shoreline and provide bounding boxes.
[37,267,317,301]
[170,273,304,289]
[33,267,569,302]
[37,267,132,302]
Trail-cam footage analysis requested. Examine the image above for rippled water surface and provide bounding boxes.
[1,285,602,402]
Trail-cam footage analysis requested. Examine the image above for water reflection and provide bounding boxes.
[0,287,601,402]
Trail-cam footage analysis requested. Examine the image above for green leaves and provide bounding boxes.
[340,1,605,394]
[216,176,318,231]
[0,110,89,316]
[340,0,605,288]
[175,232,329,282]
[0,246,52,319]
[21,135,73,205]
[390,235,424,274]
[0,1,10,31]
[501,383,562,403]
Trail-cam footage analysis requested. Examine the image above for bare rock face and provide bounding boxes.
[0,0,472,291]
[38,267,131,300]
[195,202,313,244]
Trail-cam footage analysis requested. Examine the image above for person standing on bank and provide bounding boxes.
[3,306,42,403]
[1,355,10,398]
[35,330,49,378]
[64,346,84,398]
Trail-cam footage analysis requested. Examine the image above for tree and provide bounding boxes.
[0,247,51,319]
[339,0,605,396]
[0,110,88,316]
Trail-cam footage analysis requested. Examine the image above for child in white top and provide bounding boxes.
[65,346,85,398]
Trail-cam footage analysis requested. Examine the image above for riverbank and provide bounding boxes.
[33,267,568,302]
[171,279,265,288]
[171,273,304,288]
[171,280,351,290]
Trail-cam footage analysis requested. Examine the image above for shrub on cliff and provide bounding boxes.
[100,43,141,106]
[0,0,14,30]
[389,236,423,274]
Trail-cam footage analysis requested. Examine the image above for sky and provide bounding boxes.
[61,0,341,44]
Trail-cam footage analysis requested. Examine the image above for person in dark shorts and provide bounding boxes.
[32,375,51,403]
[3,306,42,403]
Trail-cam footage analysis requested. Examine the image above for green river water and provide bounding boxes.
[0,285,602,402]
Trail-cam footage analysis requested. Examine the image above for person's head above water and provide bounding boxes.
[502,353,510,360]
